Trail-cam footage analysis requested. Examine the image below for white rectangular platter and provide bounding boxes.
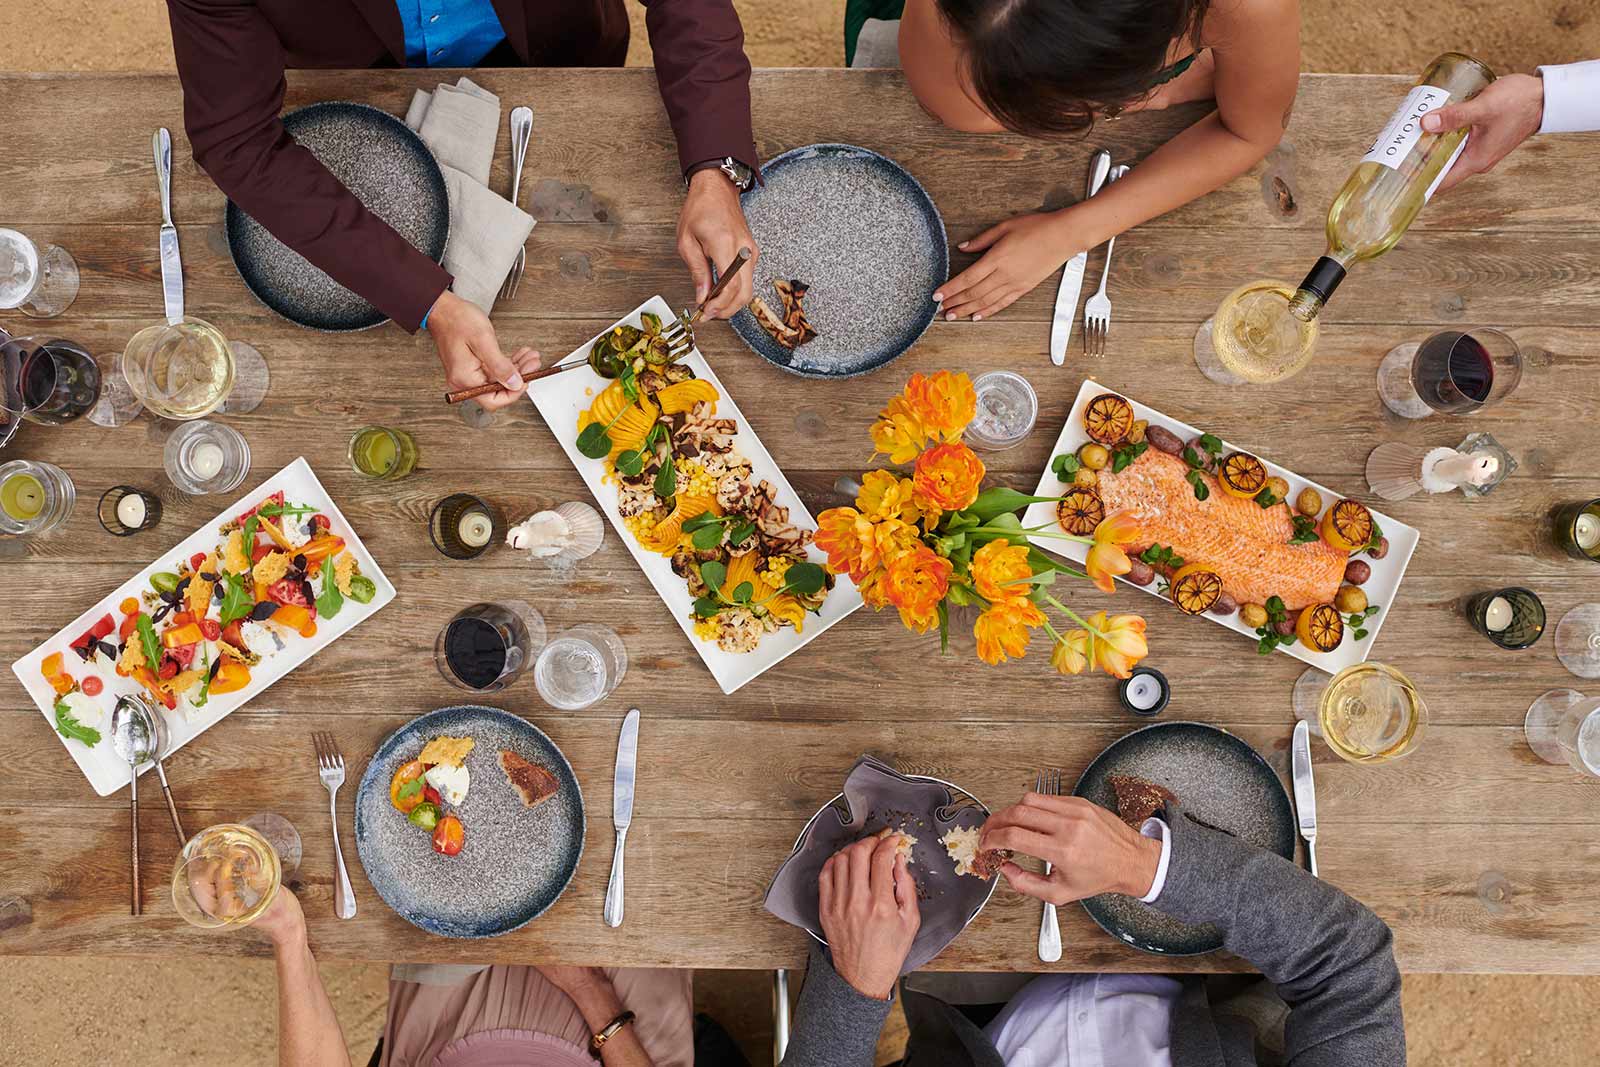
[13,458,396,795]
[1022,379,1419,674]
[528,296,862,694]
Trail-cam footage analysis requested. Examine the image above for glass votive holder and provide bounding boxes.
[964,371,1038,452]
[98,485,162,536]
[429,493,502,560]
[0,458,75,535]
[1467,587,1545,649]
[164,420,250,495]
[1553,498,1600,563]
[348,425,417,480]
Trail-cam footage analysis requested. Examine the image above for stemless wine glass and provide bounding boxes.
[1377,327,1523,419]
[964,372,1038,451]
[535,624,628,710]
[0,228,79,317]
[349,426,418,480]
[123,317,236,420]
[171,817,301,929]
[0,335,102,426]
[1524,690,1600,777]
[435,601,547,693]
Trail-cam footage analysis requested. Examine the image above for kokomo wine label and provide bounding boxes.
[1361,84,1450,169]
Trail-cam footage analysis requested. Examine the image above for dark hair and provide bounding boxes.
[934,0,1211,136]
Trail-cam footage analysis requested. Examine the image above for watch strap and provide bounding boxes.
[590,1010,636,1055]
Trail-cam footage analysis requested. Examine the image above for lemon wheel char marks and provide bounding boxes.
[1296,603,1345,652]
[1321,499,1375,552]
[1170,564,1224,615]
[1055,487,1106,536]
[1218,453,1269,499]
[1083,393,1136,445]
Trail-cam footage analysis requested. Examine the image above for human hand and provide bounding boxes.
[935,211,1078,321]
[677,169,758,319]
[426,290,542,410]
[1420,73,1545,195]
[981,793,1162,905]
[253,885,308,950]
[817,834,921,1000]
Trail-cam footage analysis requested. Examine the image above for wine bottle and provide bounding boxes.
[1290,52,1495,320]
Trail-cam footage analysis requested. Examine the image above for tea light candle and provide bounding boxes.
[115,492,147,529]
[1,472,44,521]
[1117,667,1170,717]
[189,441,225,481]
[458,510,494,549]
[1576,513,1600,552]
[1481,595,1513,633]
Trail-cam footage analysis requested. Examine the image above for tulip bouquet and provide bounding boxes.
[814,371,1151,677]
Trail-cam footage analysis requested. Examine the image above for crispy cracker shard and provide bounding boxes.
[1108,773,1176,827]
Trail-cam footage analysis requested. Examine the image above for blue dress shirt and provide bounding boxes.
[397,0,508,67]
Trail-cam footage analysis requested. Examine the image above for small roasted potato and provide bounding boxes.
[1073,467,1099,488]
[1240,602,1269,628]
[1078,443,1110,471]
[1264,477,1291,502]
[1125,559,1156,586]
[1344,560,1372,585]
[1295,487,1322,517]
[1145,425,1185,455]
[1367,536,1390,560]
[1335,585,1368,614]
[1274,609,1302,638]
[1209,592,1240,617]
[1127,419,1149,445]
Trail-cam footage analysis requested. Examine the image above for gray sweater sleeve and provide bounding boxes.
[779,943,895,1067]
[1152,806,1406,1067]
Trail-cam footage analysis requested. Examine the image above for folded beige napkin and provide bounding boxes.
[406,77,535,315]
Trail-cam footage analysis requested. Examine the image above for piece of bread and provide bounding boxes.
[1108,773,1177,827]
[499,750,560,808]
[872,826,917,861]
[940,825,1011,880]
[419,735,475,768]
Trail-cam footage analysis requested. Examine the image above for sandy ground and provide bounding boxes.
[8,1,1600,1064]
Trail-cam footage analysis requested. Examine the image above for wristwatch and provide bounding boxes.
[686,156,755,192]
[590,1010,636,1056]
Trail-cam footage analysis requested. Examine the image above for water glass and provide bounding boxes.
[164,420,250,495]
[0,336,101,426]
[535,624,628,710]
[964,371,1038,451]
[0,228,79,317]
[1377,327,1522,419]
[1524,690,1600,777]
[1466,587,1545,650]
[429,493,502,560]
[98,485,162,536]
[349,426,418,480]
[1554,603,1600,679]
[435,601,546,693]
[0,459,75,536]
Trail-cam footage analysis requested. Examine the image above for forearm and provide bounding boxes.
[272,933,352,1067]
[641,0,757,171]
[780,945,893,1067]
[565,979,653,1067]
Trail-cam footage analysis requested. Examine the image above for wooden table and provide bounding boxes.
[3,68,1599,974]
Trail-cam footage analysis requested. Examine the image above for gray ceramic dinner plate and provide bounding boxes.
[732,144,947,378]
[354,705,584,939]
[226,101,449,332]
[1074,721,1295,955]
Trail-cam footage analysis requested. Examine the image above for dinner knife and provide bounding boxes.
[604,708,641,928]
[1292,720,1318,877]
[1048,149,1112,365]
[153,128,184,325]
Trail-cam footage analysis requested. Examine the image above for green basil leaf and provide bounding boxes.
[1199,433,1223,455]
[1050,453,1080,479]
[1183,447,1202,469]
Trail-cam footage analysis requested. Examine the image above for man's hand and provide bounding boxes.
[935,211,1078,321]
[981,793,1162,906]
[426,290,542,410]
[1421,73,1545,195]
[677,169,757,319]
[817,834,920,1000]
[253,885,308,951]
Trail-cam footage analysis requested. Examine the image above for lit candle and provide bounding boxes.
[115,492,147,529]
[458,510,493,549]
[1,473,44,521]
[1125,674,1162,711]
[1576,513,1600,552]
[189,441,225,481]
[1482,596,1513,633]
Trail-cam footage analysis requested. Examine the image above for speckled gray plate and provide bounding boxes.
[354,706,584,939]
[1074,721,1295,956]
[733,144,946,378]
[226,101,449,332]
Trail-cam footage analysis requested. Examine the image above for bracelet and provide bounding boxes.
[590,1010,636,1055]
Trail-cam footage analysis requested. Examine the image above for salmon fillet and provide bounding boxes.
[1096,450,1347,610]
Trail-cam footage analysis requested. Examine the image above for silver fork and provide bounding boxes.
[499,105,534,301]
[1082,164,1130,356]
[1036,768,1063,962]
[661,246,753,360]
[312,732,356,919]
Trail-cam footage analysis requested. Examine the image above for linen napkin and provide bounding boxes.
[405,77,535,315]
[762,755,997,973]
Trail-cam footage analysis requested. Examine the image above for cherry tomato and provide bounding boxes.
[200,619,221,642]
[408,802,441,832]
[423,785,442,808]
[432,815,465,856]
[167,643,198,670]
[119,614,139,642]
[81,676,104,697]
[157,658,179,680]
[221,620,245,649]
[119,597,139,616]
[311,514,331,532]
[236,490,284,526]
[389,760,427,814]
[252,543,276,565]
[268,578,309,607]
[190,552,208,571]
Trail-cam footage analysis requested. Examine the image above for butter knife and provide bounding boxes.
[1049,149,1112,365]
[604,708,641,928]
[153,129,184,325]
[1292,720,1318,877]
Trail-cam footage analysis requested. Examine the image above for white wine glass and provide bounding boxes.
[171,816,300,930]
[1195,280,1319,386]
[122,318,236,421]
[1525,690,1600,776]
[1555,604,1600,679]
[0,228,79,318]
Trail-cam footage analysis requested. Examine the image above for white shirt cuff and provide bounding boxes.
[1137,817,1172,903]
[1538,61,1600,134]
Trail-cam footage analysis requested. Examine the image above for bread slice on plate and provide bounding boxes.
[1108,773,1176,827]
[499,750,560,808]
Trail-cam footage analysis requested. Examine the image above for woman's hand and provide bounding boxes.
[1420,73,1545,195]
[537,965,610,1000]
[817,834,921,999]
[981,793,1162,905]
[935,211,1079,321]
[426,290,542,409]
[253,886,308,952]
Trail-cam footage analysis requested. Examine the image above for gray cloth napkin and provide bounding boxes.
[762,755,996,973]
[405,77,535,315]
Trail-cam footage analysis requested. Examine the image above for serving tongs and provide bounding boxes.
[443,248,752,404]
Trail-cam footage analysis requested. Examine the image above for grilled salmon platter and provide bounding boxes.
[1024,381,1419,673]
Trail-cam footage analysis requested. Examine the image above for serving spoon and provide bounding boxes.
[111,696,156,916]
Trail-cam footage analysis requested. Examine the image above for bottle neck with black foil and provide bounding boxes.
[1288,252,1351,323]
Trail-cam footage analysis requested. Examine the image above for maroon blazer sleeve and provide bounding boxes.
[638,0,757,174]
[165,0,451,332]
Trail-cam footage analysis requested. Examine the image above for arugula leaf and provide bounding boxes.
[615,450,646,477]
[316,555,344,620]
[192,646,212,709]
[653,454,677,499]
[258,503,319,519]
[396,776,424,803]
[1050,453,1081,480]
[53,697,102,746]
[135,614,161,671]
[242,514,260,555]
[219,574,254,625]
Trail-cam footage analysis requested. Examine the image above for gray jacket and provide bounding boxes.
[780,807,1404,1067]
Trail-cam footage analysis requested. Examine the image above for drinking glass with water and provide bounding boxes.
[535,625,628,710]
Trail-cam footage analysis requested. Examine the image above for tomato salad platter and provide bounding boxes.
[527,296,862,694]
[13,458,395,796]
[1022,380,1419,674]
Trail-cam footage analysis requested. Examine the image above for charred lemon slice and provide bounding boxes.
[1056,487,1106,536]
[1296,603,1345,652]
[1218,452,1268,498]
[1321,499,1374,552]
[1083,393,1135,445]
[1170,563,1223,615]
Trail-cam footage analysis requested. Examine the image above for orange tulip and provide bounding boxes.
[1085,541,1132,594]
[904,371,977,441]
[1093,510,1142,546]
[974,597,1045,665]
[856,469,924,526]
[1085,611,1148,678]
[912,442,986,513]
[881,545,952,634]
[970,539,1035,604]
[814,507,878,581]
[1050,630,1089,676]
[870,396,928,464]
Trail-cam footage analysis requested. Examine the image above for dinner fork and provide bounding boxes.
[1082,164,1130,357]
[1036,768,1063,962]
[661,246,753,360]
[312,732,356,919]
[499,105,534,302]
